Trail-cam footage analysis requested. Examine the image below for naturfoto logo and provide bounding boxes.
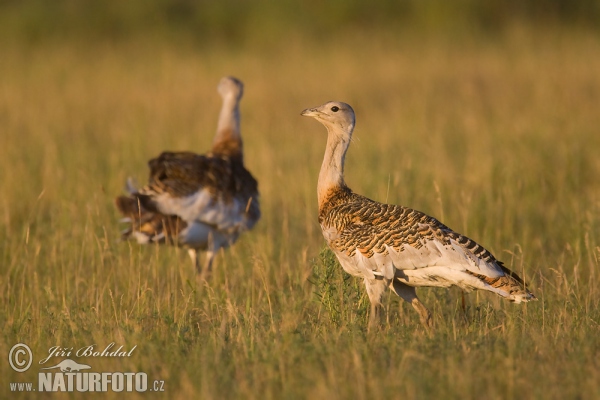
[40,360,91,372]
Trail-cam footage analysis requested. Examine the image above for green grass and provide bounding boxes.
[2,25,600,399]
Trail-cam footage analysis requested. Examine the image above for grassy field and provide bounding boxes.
[1,23,600,399]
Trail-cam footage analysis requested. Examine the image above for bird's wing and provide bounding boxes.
[139,151,259,230]
[323,195,504,281]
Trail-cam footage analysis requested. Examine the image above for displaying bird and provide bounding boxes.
[301,101,535,329]
[115,76,260,279]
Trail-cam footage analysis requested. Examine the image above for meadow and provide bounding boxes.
[1,18,600,399]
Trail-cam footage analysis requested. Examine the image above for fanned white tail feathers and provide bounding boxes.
[125,177,139,194]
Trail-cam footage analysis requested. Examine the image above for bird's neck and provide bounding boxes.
[318,127,352,208]
[212,95,243,158]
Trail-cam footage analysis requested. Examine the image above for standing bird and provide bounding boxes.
[301,101,535,329]
[115,76,260,279]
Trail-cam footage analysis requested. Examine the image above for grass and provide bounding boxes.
[1,24,600,399]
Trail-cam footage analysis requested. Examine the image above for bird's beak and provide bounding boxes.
[301,107,320,118]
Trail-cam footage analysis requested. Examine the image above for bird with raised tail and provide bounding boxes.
[115,77,260,279]
[301,101,535,329]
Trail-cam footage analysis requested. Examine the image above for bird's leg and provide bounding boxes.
[412,297,433,332]
[197,231,217,281]
[198,251,215,282]
[368,303,380,331]
[188,247,213,281]
[390,280,433,332]
[188,249,201,273]
[364,277,388,331]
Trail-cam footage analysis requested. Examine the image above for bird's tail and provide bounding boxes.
[115,193,186,245]
[473,263,537,303]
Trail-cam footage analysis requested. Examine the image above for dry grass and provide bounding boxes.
[1,26,600,399]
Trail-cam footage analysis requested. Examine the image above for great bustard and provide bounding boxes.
[115,76,260,278]
[301,101,535,328]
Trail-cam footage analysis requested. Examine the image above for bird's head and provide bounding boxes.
[218,76,244,101]
[301,101,355,138]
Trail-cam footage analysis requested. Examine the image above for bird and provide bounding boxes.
[301,101,535,329]
[115,76,260,279]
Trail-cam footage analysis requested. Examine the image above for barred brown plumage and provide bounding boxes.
[115,77,260,279]
[302,101,535,329]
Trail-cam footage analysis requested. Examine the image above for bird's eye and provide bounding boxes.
[331,106,339,112]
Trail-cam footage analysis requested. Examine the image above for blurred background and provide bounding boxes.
[1,0,599,45]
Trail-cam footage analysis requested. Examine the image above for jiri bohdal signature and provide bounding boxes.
[39,343,137,365]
